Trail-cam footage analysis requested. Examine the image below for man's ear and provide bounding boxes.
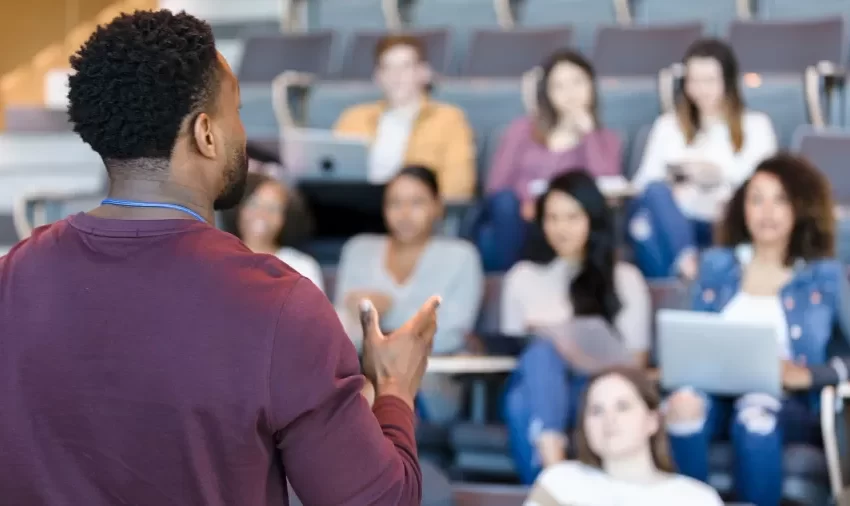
[192,112,217,160]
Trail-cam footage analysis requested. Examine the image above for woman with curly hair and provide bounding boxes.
[663,153,850,506]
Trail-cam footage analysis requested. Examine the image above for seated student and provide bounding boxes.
[526,366,723,506]
[629,38,777,280]
[334,165,484,422]
[478,50,622,272]
[221,173,324,292]
[664,153,850,506]
[334,35,476,200]
[501,170,652,484]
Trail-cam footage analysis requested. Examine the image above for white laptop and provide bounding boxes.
[281,128,371,183]
[657,309,781,398]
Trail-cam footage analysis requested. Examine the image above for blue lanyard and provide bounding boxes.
[100,198,207,223]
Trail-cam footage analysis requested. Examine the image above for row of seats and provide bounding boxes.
[231,17,845,81]
[268,75,808,177]
[175,0,850,55]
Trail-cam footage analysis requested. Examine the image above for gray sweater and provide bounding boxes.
[334,234,484,354]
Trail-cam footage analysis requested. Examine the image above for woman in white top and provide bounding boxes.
[335,165,484,423]
[221,173,325,292]
[501,170,652,484]
[629,38,777,280]
[525,366,723,506]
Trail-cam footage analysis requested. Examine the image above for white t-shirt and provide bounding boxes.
[499,259,651,353]
[723,292,790,359]
[367,103,419,183]
[276,247,324,293]
[633,110,777,221]
[526,461,723,506]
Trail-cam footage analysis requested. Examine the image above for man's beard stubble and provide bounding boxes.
[213,145,249,211]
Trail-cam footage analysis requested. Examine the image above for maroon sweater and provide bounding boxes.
[0,214,421,505]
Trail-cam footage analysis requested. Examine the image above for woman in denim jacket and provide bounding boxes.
[664,154,850,506]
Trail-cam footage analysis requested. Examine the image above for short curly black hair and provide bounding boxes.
[68,9,220,166]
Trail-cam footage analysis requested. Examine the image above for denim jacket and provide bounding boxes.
[691,246,850,392]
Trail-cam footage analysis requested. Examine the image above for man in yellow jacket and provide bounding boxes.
[333,35,476,200]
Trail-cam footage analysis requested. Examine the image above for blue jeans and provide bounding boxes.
[629,182,713,279]
[502,340,587,484]
[667,392,820,506]
[475,191,528,272]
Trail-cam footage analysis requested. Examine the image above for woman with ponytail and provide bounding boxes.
[500,170,652,483]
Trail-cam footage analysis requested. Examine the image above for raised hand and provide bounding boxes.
[360,296,442,410]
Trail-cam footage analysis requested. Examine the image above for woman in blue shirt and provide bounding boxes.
[664,153,850,506]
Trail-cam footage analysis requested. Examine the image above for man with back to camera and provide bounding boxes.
[0,10,440,505]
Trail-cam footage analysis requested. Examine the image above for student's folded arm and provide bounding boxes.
[440,110,477,200]
[810,266,850,388]
[270,279,422,505]
[582,129,623,177]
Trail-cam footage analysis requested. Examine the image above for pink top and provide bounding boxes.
[485,116,623,201]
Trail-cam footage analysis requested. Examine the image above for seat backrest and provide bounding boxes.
[519,0,618,54]
[4,107,73,133]
[240,84,280,139]
[210,21,281,40]
[462,27,573,78]
[339,29,452,80]
[741,73,807,148]
[432,78,526,140]
[793,126,850,204]
[161,0,282,24]
[627,123,653,180]
[408,0,502,73]
[728,18,846,74]
[597,77,661,142]
[309,0,389,32]
[592,23,703,78]
[238,32,336,83]
[632,0,742,34]
[475,274,504,335]
[760,0,850,21]
[305,82,384,129]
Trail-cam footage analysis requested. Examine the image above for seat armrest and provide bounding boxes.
[441,199,475,237]
[271,71,316,130]
[822,382,850,502]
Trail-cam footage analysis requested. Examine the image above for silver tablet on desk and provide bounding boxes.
[282,128,371,182]
[657,309,781,398]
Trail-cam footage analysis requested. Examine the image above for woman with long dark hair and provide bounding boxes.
[629,38,777,280]
[501,170,651,483]
[476,49,622,271]
[525,367,722,505]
